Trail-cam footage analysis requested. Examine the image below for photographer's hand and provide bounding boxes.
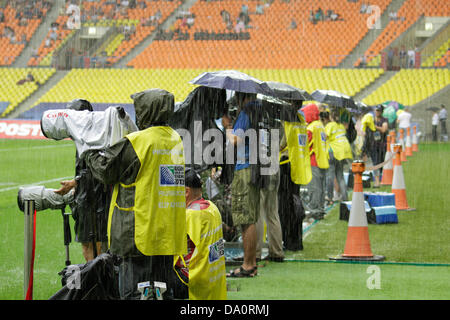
[54,179,76,195]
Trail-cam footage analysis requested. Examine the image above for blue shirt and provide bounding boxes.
[232,110,251,171]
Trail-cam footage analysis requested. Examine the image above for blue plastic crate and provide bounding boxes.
[373,205,398,224]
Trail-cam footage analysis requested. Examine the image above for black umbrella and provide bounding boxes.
[426,106,440,112]
[189,70,271,95]
[311,89,357,109]
[263,81,312,101]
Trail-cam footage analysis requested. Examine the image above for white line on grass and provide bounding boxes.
[0,176,73,193]
[0,144,73,152]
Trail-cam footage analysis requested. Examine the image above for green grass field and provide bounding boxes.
[0,139,449,300]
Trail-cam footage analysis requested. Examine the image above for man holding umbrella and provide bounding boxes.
[226,91,260,277]
[189,70,272,277]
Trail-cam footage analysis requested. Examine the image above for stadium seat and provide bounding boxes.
[363,69,450,106]
[127,0,391,69]
[0,68,56,117]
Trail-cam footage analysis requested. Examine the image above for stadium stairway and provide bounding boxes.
[7,70,69,119]
[339,0,408,68]
[114,0,198,67]
[12,0,65,68]
[352,70,398,101]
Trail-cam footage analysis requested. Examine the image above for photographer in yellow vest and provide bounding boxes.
[325,108,353,202]
[174,168,227,300]
[84,89,187,299]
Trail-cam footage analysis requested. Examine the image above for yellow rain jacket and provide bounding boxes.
[108,126,187,256]
[281,118,312,185]
[361,113,376,132]
[178,200,227,300]
[325,121,353,161]
[307,120,329,169]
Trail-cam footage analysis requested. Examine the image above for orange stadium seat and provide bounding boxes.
[0,2,48,66]
[127,0,391,69]
[365,0,450,65]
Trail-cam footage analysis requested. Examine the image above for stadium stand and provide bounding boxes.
[0,67,56,117]
[421,38,450,67]
[27,67,383,116]
[27,15,75,66]
[434,48,450,67]
[0,0,50,66]
[364,0,450,66]
[128,0,391,69]
[362,68,450,106]
[63,0,181,66]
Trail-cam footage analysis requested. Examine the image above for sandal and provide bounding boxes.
[227,266,257,278]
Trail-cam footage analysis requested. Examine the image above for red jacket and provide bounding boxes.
[302,104,320,167]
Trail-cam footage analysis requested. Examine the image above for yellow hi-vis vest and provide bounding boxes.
[281,121,312,185]
[307,120,329,169]
[325,121,353,161]
[108,126,187,256]
[362,113,376,132]
[183,200,227,300]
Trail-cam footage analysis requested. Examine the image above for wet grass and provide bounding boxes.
[1,140,449,299]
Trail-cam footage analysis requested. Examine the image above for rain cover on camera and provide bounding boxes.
[41,107,138,157]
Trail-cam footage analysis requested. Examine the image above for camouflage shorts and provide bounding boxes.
[231,168,260,226]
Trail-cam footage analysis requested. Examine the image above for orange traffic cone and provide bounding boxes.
[412,125,419,152]
[381,135,393,185]
[405,127,413,157]
[330,161,384,261]
[391,144,415,211]
[389,130,396,153]
[399,129,407,162]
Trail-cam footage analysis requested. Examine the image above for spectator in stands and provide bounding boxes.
[408,48,415,68]
[399,46,407,68]
[44,37,51,48]
[186,14,195,28]
[19,15,28,27]
[240,3,248,16]
[31,47,39,59]
[289,18,297,29]
[9,33,16,44]
[255,2,264,15]
[309,10,317,24]
[19,32,27,45]
[49,29,58,42]
[315,8,324,22]
[138,0,146,9]
[358,55,367,68]
[150,9,162,26]
[387,47,394,70]
[235,18,245,33]
[0,9,4,23]
[360,2,368,14]
[389,11,398,21]
[220,9,233,30]
[239,11,251,28]
[432,110,439,142]
[439,104,447,140]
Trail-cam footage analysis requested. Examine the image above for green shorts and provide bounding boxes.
[231,168,260,226]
